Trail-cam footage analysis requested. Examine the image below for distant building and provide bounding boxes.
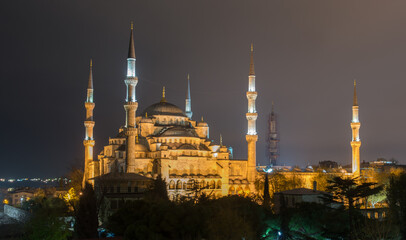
[273,185,330,213]
[319,160,339,169]
[8,189,34,206]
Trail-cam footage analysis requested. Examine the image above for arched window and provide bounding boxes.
[209,180,215,189]
[176,180,182,189]
[228,186,235,195]
[216,180,222,189]
[200,180,206,189]
[187,179,195,189]
[169,180,175,190]
[183,182,187,189]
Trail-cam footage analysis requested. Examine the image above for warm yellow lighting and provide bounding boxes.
[63,187,78,202]
[3,199,9,205]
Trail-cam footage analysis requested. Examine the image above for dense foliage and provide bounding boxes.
[22,197,72,240]
[107,196,271,240]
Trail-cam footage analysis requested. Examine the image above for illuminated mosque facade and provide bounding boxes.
[83,25,262,199]
[83,25,362,199]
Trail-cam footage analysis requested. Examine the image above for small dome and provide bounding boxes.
[197,121,208,127]
[140,117,153,124]
[142,102,186,117]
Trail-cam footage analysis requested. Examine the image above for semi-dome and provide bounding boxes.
[159,126,199,137]
[142,101,186,117]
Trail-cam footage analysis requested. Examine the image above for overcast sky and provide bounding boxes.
[2,0,406,178]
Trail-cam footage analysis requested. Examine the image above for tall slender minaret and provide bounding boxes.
[246,43,258,182]
[83,59,96,185]
[185,74,193,119]
[124,22,138,172]
[268,102,279,166]
[351,80,361,176]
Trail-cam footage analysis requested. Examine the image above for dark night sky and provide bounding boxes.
[2,1,406,178]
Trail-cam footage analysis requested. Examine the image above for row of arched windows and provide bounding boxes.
[168,179,221,190]
[156,117,186,125]
[156,137,199,145]
[228,185,250,195]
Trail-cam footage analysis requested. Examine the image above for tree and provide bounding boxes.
[107,196,271,240]
[66,166,84,194]
[63,187,79,211]
[325,176,383,239]
[387,173,406,239]
[23,197,71,240]
[262,173,271,208]
[74,182,98,239]
[145,175,169,202]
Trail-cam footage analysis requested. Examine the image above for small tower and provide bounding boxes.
[351,80,361,176]
[83,59,96,185]
[124,22,139,172]
[246,43,258,183]
[185,74,193,119]
[268,102,279,166]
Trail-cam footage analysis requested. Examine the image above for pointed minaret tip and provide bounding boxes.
[249,43,255,76]
[201,116,204,122]
[128,22,136,59]
[220,134,223,146]
[88,59,93,89]
[187,73,191,100]
[353,79,358,106]
[271,101,274,113]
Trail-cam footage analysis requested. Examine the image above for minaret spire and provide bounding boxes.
[88,59,93,89]
[185,74,193,119]
[353,80,358,106]
[128,21,136,59]
[83,59,97,186]
[246,43,258,184]
[220,134,223,146]
[351,81,361,176]
[124,22,139,173]
[249,43,255,76]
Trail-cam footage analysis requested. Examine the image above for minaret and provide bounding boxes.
[246,43,258,183]
[351,80,361,176]
[185,74,193,119]
[124,22,138,172]
[83,59,96,185]
[268,102,279,166]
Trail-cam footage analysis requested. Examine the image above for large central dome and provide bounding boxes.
[141,101,186,117]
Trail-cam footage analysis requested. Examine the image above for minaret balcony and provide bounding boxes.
[246,92,257,100]
[83,140,95,146]
[84,102,95,109]
[124,78,138,85]
[84,121,95,128]
[246,113,258,120]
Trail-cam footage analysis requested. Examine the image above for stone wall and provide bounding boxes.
[4,205,30,222]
